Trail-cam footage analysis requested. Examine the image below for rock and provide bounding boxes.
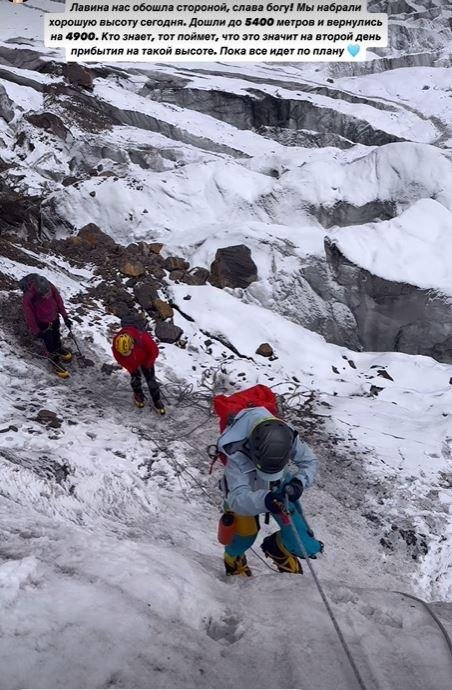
[26,112,71,140]
[133,280,160,310]
[119,258,145,277]
[149,242,163,254]
[155,322,183,343]
[181,266,210,285]
[149,267,166,280]
[209,244,258,289]
[89,191,96,197]
[152,298,173,320]
[169,269,185,282]
[35,409,62,429]
[62,176,79,187]
[256,342,274,357]
[370,385,384,396]
[100,285,135,316]
[0,180,41,239]
[0,83,14,123]
[377,369,394,381]
[62,62,93,90]
[164,255,190,272]
[101,363,120,376]
[75,223,117,250]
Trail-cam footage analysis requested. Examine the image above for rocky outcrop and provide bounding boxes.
[209,245,258,289]
[311,199,398,229]
[324,238,452,363]
[0,83,14,123]
[0,181,42,239]
[142,85,405,147]
[26,112,71,141]
[62,62,93,91]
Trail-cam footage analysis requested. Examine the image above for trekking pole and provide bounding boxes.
[33,350,68,374]
[67,328,83,357]
[284,493,367,690]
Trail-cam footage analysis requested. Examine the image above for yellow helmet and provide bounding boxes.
[115,333,134,356]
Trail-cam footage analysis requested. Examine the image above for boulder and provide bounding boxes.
[119,257,145,277]
[155,322,183,343]
[62,62,94,90]
[35,409,62,429]
[133,280,160,310]
[149,266,166,280]
[181,266,210,286]
[256,342,274,357]
[75,223,117,250]
[164,255,190,272]
[152,298,173,320]
[168,269,185,282]
[149,242,163,254]
[209,244,258,289]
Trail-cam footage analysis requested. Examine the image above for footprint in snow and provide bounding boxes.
[205,614,244,644]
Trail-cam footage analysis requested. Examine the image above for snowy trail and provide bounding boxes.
[1,334,452,689]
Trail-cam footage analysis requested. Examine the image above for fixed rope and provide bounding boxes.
[285,494,368,690]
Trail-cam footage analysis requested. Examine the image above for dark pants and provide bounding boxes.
[39,318,62,356]
[131,366,161,405]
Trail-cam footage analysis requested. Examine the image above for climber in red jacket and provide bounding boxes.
[112,325,165,415]
[21,273,73,379]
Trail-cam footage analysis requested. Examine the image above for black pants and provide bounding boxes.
[131,366,161,405]
[39,318,62,356]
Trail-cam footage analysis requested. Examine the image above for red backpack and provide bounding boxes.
[208,385,279,472]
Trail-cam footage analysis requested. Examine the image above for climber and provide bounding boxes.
[218,406,323,576]
[112,319,165,415]
[21,273,73,379]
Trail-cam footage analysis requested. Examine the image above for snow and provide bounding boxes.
[327,199,452,296]
[280,142,452,211]
[0,78,43,112]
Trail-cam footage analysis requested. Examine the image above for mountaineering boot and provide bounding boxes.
[50,356,70,380]
[134,392,146,409]
[224,553,252,577]
[153,399,166,416]
[58,348,73,363]
[261,533,303,574]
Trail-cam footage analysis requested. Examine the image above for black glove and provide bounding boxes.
[264,491,285,514]
[64,317,72,330]
[284,478,304,502]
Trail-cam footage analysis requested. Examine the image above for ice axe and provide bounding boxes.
[67,327,94,367]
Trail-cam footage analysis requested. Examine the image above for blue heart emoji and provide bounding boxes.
[347,44,360,57]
